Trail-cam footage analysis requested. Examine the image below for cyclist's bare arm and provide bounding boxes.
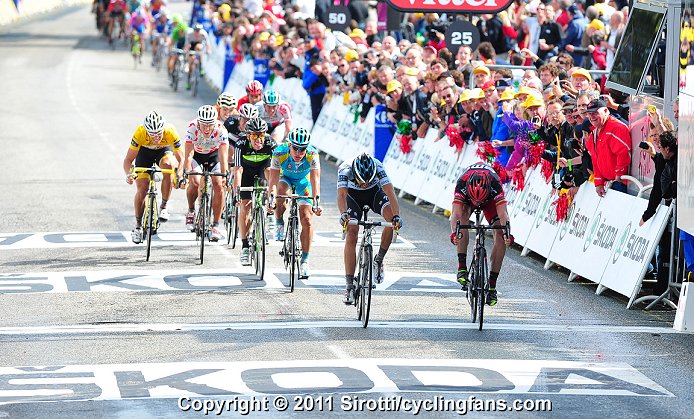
[284,119,292,136]
[382,183,400,219]
[268,167,280,197]
[183,142,195,171]
[337,187,349,216]
[123,147,138,176]
[218,143,229,175]
[450,202,464,234]
[233,166,243,191]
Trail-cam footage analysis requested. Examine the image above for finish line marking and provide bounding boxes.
[0,321,681,336]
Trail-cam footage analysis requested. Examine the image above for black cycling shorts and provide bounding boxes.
[192,150,220,173]
[346,187,390,220]
[239,165,267,200]
[134,147,173,177]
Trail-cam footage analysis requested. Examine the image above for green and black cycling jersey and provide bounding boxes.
[233,134,276,170]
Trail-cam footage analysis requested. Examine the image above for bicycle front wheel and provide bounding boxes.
[358,246,373,328]
[468,259,478,324]
[198,194,207,264]
[287,218,298,292]
[255,209,266,281]
[192,64,199,97]
[145,194,156,261]
[477,248,488,331]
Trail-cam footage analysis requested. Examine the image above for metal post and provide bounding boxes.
[663,2,682,122]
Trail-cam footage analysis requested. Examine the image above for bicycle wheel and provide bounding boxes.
[293,222,302,280]
[192,62,199,97]
[287,217,297,292]
[477,248,488,331]
[224,190,233,244]
[172,58,180,91]
[468,258,478,324]
[145,194,156,261]
[359,245,373,328]
[198,193,207,264]
[255,208,266,281]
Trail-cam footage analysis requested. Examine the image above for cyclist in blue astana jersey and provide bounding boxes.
[269,128,323,278]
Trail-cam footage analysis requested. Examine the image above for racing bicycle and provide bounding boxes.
[239,177,268,281]
[131,32,142,69]
[151,32,166,71]
[186,168,227,264]
[224,174,239,248]
[189,50,202,97]
[343,206,398,328]
[131,164,177,261]
[170,48,186,92]
[455,209,510,331]
[276,191,315,292]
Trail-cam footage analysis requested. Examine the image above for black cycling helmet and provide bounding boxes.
[352,153,377,185]
[244,117,268,134]
[466,170,493,207]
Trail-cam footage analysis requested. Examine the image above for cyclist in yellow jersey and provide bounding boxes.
[123,111,184,244]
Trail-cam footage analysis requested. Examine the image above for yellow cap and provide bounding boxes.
[404,66,420,76]
[514,85,534,98]
[522,95,544,109]
[458,89,471,103]
[218,3,231,12]
[258,32,270,42]
[587,19,605,32]
[571,67,593,82]
[344,49,359,62]
[499,89,516,101]
[469,88,486,100]
[349,28,366,39]
[275,35,284,47]
[472,65,491,76]
[386,80,402,94]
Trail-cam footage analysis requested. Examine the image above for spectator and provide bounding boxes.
[365,21,380,45]
[491,89,515,166]
[539,63,560,89]
[605,11,625,71]
[349,28,368,47]
[560,5,587,67]
[542,99,585,187]
[640,131,678,295]
[537,3,563,61]
[477,13,511,57]
[583,98,631,196]
[472,65,492,88]
[302,57,328,124]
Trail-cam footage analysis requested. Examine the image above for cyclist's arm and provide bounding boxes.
[310,168,320,202]
[337,187,348,215]
[284,118,292,137]
[219,143,228,176]
[382,183,400,218]
[268,167,280,197]
[496,202,510,231]
[123,147,138,175]
[233,147,243,190]
[183,142,194,171]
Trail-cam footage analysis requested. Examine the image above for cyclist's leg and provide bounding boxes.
[274,178,291,223]
[158,150,174,207]
[238,167,259,245]
[342,191,363,303]
[210,161,224,224]
[295,177,314,254]
[372,188,393,255]
[134,177,149,226]
[451,202,472,286]
[483,203,504,305]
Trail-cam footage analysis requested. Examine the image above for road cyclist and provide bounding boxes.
[337,153,402,304]
[237,80,264,109]
[256,90,292,142]
[268,128,323,278]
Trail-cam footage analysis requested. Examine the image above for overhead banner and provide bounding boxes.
[385,0,514,13]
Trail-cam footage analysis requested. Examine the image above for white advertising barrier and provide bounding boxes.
[381,132,407,190]
[311,96,347,160]
[223,60,253,99]
[334,103,360,162]
[598,198,671,307]
[347,107,375,159]
[433,140,480,213]
[415,137,462,209]
[505,167,549,248]
[548,183,601,282]
[399,129,440,199]
[523,171,560,261]
[203,34,226,91]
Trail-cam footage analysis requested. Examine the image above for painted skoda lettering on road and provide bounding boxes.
[0,359,671,404]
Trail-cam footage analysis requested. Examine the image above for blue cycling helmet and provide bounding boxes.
[287,128,311,148]
[352,153,377,184]
[262,90,280,105]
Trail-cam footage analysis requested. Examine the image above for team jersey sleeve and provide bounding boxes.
[165,125,182,151]
[234,141,243,167]
[337,162,350,189]
[308,148,320,170]
[375,160,391,188]
[270,146,282,170]
[279,103,293,120]
[185,122,196,143]
[129,126,145,150]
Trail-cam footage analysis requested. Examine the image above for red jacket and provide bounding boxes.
[585,116,631,187]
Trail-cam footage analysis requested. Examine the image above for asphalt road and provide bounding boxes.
[0,3,691,418]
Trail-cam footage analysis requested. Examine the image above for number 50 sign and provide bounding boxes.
[445,20,480,54]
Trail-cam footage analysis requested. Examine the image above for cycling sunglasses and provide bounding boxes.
[291,145,307,153]
[248,133,264,140]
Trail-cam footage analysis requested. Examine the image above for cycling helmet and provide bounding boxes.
[352,153,377,185]
[262,90,280,105]
[246,80,263,95]
[216,93,238,108]
[193,23,204,31]
[238,103,259,119]
[172,13,183,24]
[197,105,218,123]
[143,111,165,133]
[465,170,493,207]
[287,128,311,148]
[245,117,268,134]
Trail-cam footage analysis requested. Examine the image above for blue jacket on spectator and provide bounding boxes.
[491,107,511,166]
[559,12,586,67]
[302,63,326,95]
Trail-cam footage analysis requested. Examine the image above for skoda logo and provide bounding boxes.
[583,211,602,252]
[536,194,552,228]
[612,222,631,264]
[558,203,574,241]
[512,187,528,217]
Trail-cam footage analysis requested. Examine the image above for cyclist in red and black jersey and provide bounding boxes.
[450,163,512,306]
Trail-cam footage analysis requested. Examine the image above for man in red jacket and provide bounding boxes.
[584,98,631,197]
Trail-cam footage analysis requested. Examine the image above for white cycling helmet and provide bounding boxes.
[197,105,218,123]
[238,103,259,119]
[143,111,165,133]
[217,93,238,108]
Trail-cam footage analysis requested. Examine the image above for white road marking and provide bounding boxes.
[0,321,680,336]
[0,358,673,405]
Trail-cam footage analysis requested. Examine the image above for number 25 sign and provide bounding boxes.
[385,0,513,13]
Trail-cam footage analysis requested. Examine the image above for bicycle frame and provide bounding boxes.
[187,168,226,263]
[132,164,177,261]
[276,192,314,292]
[239,178,268,281]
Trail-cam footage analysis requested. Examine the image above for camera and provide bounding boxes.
[638,141,650,150]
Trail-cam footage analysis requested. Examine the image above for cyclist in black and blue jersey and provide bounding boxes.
[338,153,402,305]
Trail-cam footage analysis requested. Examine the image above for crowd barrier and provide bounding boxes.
[0,0,90,26]
[214,57,671,310]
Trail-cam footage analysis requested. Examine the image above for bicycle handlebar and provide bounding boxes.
[342,219,399,243]
[239,186,269,192]
[455,220,511,238]
[186,171,227,178]
[274,194,315,200]
[132,166,178,183]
